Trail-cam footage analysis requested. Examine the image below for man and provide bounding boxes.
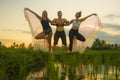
[51,11,69,52]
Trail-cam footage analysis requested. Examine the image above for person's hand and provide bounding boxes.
[92,13,97,16]
[24,8,29,10]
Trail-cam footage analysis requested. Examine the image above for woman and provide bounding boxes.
[51,11,69,52]
[25,8,52,52]
[68,11,97,52]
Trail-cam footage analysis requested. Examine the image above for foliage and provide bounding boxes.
[0,41,120,80]
[0,48,49,80]
[91,38,120,50]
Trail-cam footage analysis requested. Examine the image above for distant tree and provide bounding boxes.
[91,38,101,50]
[115,43,118,49]
[10,42,17,48]
[91,38,120,50]
[0,41,7,48]
[16,44,19,48]
[19,43,25,49]
[0,41,2,48]
[101,40,106,49]
[111,44,114,49]
[28,43,33,49]
[2,45,6,48]
[13,42,16,48]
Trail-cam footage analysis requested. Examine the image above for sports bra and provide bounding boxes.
[72,20,80,27]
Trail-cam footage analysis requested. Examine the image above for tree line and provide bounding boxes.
[91,38,120,50]
[0,42,33,49]
[0,38,120,50]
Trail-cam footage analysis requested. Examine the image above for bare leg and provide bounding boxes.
[52,45,56,52]
[64,45,68,53]
[47,33,52,53]
[35,32,47,39]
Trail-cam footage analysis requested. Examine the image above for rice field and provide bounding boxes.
[0,48,120,80]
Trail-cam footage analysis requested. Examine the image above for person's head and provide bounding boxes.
[42,10,48,18]
[75,11,81,19]
[57,11,62,18]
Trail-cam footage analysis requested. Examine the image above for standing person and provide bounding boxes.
[25,8,52,52]
[51,11,69,52]
[68,11,97,52]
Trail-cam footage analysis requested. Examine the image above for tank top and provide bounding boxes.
[41,18,51,30]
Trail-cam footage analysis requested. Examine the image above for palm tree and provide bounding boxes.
[28,43,33,49]
[19,43,25,49]
[91,38,101,50]
[13,42,16,48]
[115,43,118,49]
[0,41,2,48]
[101,40,106,49]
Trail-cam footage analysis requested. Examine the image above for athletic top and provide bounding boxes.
[41,18,51,30]
[72,20,80,27]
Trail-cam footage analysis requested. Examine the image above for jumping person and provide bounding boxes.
[51,11,69,52]
[24,8,52,52]
[68,11,97,52]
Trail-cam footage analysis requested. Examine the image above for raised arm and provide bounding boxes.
[80,13,97,22]
[64,19,73,26]
[24,8,42,20]
[47,18,53,24]
[63,19,69,26]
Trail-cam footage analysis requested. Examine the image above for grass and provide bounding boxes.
[0,48,120,80]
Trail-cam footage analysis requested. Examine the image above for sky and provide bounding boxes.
[0,0,120,47]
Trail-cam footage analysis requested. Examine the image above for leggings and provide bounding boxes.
[69,29,86,51]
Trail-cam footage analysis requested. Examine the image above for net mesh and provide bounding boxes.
[24,9,49,51]
[72,16,103,53]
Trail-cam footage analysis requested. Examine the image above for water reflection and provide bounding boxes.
[27,53,120,80]
[27,63,120,80]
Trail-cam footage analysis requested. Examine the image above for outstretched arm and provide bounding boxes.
[80,13,97,22]
[64,19,73,26]
[24,8,42,20]
[47,18,53,24]
[50,19,56,26]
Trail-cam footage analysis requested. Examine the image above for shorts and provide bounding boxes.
[43,28,52,35]
[54,31,66,45]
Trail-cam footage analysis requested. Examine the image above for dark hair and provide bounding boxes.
[58,11,62,14]
[42,10,48,17]
[77,11,81,18]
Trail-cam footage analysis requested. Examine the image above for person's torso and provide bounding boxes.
[72,20,80,30]
[55,19,66,31]
[41,18,51,30]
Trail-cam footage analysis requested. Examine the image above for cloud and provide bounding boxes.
[95,31,120,44]
[101,23,120,36]
[95,23,120,44]
[101,27,120,36]
[104,14,120,19]
[0,29,31,34]
[104,23,120,30]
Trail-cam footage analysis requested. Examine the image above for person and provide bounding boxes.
[24,8,52,52]
[51,11,69,52]
[68,11,97,52]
